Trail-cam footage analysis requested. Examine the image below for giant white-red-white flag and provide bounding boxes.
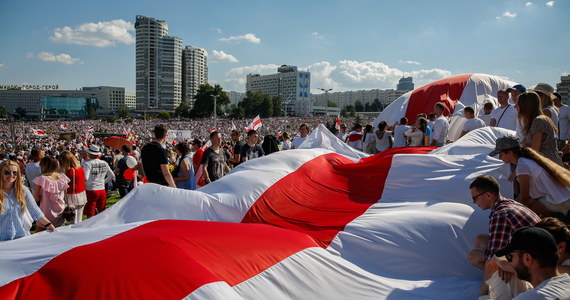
[245,115,262,132]
[0,125,515,300]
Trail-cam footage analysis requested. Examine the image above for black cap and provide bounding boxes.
[495,227,557,257]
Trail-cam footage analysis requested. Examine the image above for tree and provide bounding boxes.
[15,107,27,119]
[174,101,191,118]
[354,100,364,112]
[157,112,170,120]
[0,106,7,119]
[370,98,381,112]
[340,107,348,117]
[117,105,130,119]
[327,100,337,107]
[228,105,245,119]
[238,91,272,118]
[190,84,230,118]
[364,102,370,112]
[272,96,283,117]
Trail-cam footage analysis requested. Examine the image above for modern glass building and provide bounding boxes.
[40,97,99,120]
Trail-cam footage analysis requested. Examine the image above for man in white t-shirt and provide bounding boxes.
[490,90,518,131]
[460,106,486,138]
[479,102,494,126]
[430,102,449,146]
[392,117,410,147]
[291,123,309,149]
[495,227,570,300]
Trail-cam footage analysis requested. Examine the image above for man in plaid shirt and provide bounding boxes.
[467,176,540,297]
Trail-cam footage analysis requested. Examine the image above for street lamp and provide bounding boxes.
[318,88,332,117]
[211,94,218,129]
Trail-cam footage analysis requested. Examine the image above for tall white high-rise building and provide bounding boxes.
[182,45,208,108]
[246,65,311,116]
[135,15,182,111]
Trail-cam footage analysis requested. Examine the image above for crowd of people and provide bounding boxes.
[1,83,570,299]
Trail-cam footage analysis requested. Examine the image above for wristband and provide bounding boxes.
[44,222,52,228]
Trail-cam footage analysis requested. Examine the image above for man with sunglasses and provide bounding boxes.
[495,227,570,299]
[467,176,540,298]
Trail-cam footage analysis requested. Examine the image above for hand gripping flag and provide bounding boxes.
[245,115,262,132]
[0,125,516,300]
[59,124,67,130]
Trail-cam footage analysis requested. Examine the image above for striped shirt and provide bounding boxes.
[0,187,44,241]
[485,197,541,261]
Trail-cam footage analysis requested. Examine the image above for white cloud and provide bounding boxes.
[525,2,533,6]
[219,33,261,44]
[213,28,223,34]
[311,32,325,40]
[209,50,238,63]
[399,60,421,65]
[546,1,554,6]
[28,52,83,64]
[50,19,134,47]
[221,60,451,92]
[503,11,517,18]
[0,63,5,68]
[223,64,280,89]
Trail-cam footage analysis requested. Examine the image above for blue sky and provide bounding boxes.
[0,0,568,94]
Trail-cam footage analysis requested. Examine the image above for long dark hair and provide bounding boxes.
[518,91,556,135]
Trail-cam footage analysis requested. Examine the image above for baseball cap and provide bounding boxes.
[489,136,520,156]
[495,226,557,257]
[506,84,526,93]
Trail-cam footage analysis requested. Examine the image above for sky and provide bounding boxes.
[0,0,569,94]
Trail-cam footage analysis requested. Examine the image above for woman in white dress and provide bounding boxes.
[404,117,428,147]
[375,121,393,152]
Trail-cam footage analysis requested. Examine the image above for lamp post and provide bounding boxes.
[211,94,218,129]
[318,88,332,117]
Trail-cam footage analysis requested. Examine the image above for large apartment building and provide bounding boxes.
[246,65,311,116]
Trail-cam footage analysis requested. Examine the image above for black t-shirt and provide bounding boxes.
[231,141,245,167]
[240,144,265,162]
[141,141,169,186]
[201,148,229,182]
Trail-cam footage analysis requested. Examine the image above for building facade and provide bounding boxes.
[311,89,409,110]
[556,75,570,105]
[397,77,414,91]
[246,65,311,116]
[0,86,132,118]
[135,15,182,111]
[182,46,208,108]
[40,97,99,120]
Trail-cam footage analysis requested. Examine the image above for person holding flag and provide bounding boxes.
[291,124,310,149]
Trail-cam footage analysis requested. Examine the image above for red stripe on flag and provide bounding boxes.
[241,147,432,247]
[0,220,319,300]
[404,73,472,122]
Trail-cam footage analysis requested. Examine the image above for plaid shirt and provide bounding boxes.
[485,197,541,261]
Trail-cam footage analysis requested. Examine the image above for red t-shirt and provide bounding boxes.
[65,167,86,194]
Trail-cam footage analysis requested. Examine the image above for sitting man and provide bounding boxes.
[467,176,540,298]
[495,227,570,299]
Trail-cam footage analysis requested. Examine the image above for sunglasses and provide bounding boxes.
[3,171,18,176]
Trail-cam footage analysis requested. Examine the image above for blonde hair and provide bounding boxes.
[0,160,26,213]
[513,147,570,187]
[58,150,80,173]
